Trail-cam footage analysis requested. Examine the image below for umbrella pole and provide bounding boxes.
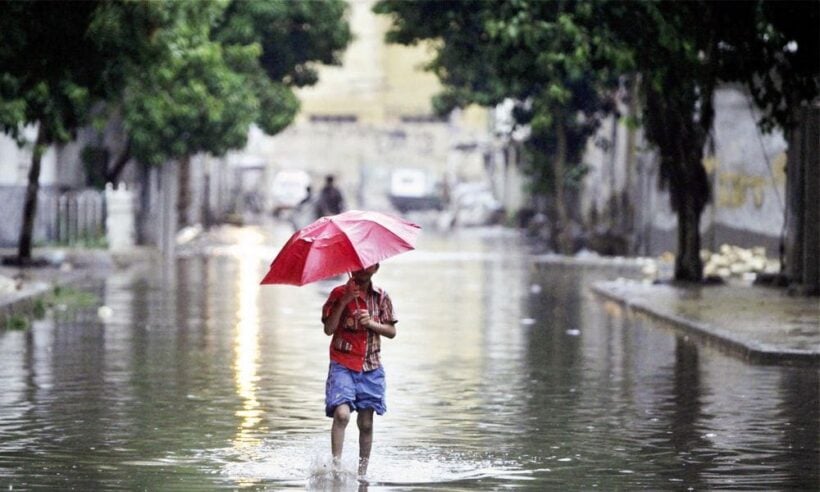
[349,272,363,329]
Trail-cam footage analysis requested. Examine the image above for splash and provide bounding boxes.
[306,455,360,491]
[215,435,542,488]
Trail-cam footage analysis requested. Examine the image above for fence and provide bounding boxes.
[0,186,106,248]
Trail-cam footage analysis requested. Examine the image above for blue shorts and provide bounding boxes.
[325,361,386,417]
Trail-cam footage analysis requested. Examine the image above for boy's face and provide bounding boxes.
[352,263,379,284]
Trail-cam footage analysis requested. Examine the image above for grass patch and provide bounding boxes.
[1,286,100,332]
[5,314,30,330]
[32,298,47,319]
[48,285,99,308]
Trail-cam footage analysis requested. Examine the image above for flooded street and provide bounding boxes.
[1,224,817,490]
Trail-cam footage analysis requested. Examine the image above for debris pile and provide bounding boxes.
[645,245,779,281]
[702,245,779,280]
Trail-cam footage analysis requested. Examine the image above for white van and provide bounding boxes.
[271,169,311,216]
[387,168,442,213]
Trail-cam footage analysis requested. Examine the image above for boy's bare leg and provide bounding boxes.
[357,409,374,476]
[332,404,351,464]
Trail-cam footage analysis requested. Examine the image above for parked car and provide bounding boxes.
[271,169,311,216]
[450,182,504,227]
[387,167,442,213]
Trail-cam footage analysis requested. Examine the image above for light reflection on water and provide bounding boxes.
[0,225,817,491]
[231,227,265,484]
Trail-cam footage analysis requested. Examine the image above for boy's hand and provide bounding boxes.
[356,309,373,329]
[342,278,360,302]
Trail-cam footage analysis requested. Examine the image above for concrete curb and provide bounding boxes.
[0,247,158,328]
[590,282,820,366]
[0,270,93,328]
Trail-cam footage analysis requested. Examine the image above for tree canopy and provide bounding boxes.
[375,0,624,252]
[601,0,818,280]
[375,0,819,280]
[91,0,352,167]
[0,0,352,261]
[0,0,115,262]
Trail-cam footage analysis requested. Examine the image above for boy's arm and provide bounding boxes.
[358,289,397,338]
[323,280,359,336]
[323,299,346,336]
[364,319,396,339]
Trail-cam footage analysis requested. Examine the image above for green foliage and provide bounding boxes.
[376,0,818,272]
[123,40,259,165]
[5,315,29,331]
[32,298,47,319]
[0,0,351,259]
[47,286,100,309]
[88,0,350,168]
[0,0,105,145]
[215,0,352,87]
[1,286,101,331]
[214,0,350,135]
[375,0,622,185]
[718,1,819,132]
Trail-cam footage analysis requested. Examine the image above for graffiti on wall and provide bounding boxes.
[703,153,787,209]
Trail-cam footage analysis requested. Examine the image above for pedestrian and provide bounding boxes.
[321,263,396,478]
[315,174,345,218]
[299,185,313,208]
[290,185,314,229]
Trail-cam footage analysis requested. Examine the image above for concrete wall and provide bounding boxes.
[579,85,788,258]
[239,0,495,213]
[242,116,489,212]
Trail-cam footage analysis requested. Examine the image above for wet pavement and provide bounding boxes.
[592,279,820,364]
[0,224,818,490]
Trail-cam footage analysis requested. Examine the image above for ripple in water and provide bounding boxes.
[213,434,545,490]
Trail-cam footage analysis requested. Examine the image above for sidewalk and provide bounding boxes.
[0,247,158,326]
[591,278,820,365]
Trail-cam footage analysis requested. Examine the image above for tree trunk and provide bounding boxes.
[202,167,211,229]
[675,192,704,282]
[17,127,48,263]
[104,137,132,187]
[177,155,190,228]
[784,104,820,295]
[554,121,573,254]
[800,105,819,295]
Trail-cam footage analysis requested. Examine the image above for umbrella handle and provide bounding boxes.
[349,272,364,329]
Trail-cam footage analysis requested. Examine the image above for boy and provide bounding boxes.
[322,263,396,477]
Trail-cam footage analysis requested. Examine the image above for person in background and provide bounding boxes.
[315,174,345,218]
[289,185,314,230]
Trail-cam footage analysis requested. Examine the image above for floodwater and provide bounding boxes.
[1,225,817,491]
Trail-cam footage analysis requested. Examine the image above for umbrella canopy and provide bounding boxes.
[260,210,421,286]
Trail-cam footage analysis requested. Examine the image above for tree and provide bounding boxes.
[1,0,351,248]
[93,0,352,185]
[87,0,271,190]
[0,1,111,264]
[0,1,220,260]
[374,0,623,253]
[599,2,715,281]
[377,0,818,280]
[603,0,819,282]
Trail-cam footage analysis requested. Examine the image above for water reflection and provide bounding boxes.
[0,227,816,490]
[232,228,265,449]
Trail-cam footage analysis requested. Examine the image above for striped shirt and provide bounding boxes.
[322,283,396,372]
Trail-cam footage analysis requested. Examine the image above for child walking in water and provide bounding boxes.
[322,263,396,478]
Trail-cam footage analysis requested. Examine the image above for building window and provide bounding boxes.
[400,114,445,124]
[309,114,358,123]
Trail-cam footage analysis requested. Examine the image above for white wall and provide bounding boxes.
[579,85,788,256]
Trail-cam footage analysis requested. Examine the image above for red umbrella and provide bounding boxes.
[260,210,422,286]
